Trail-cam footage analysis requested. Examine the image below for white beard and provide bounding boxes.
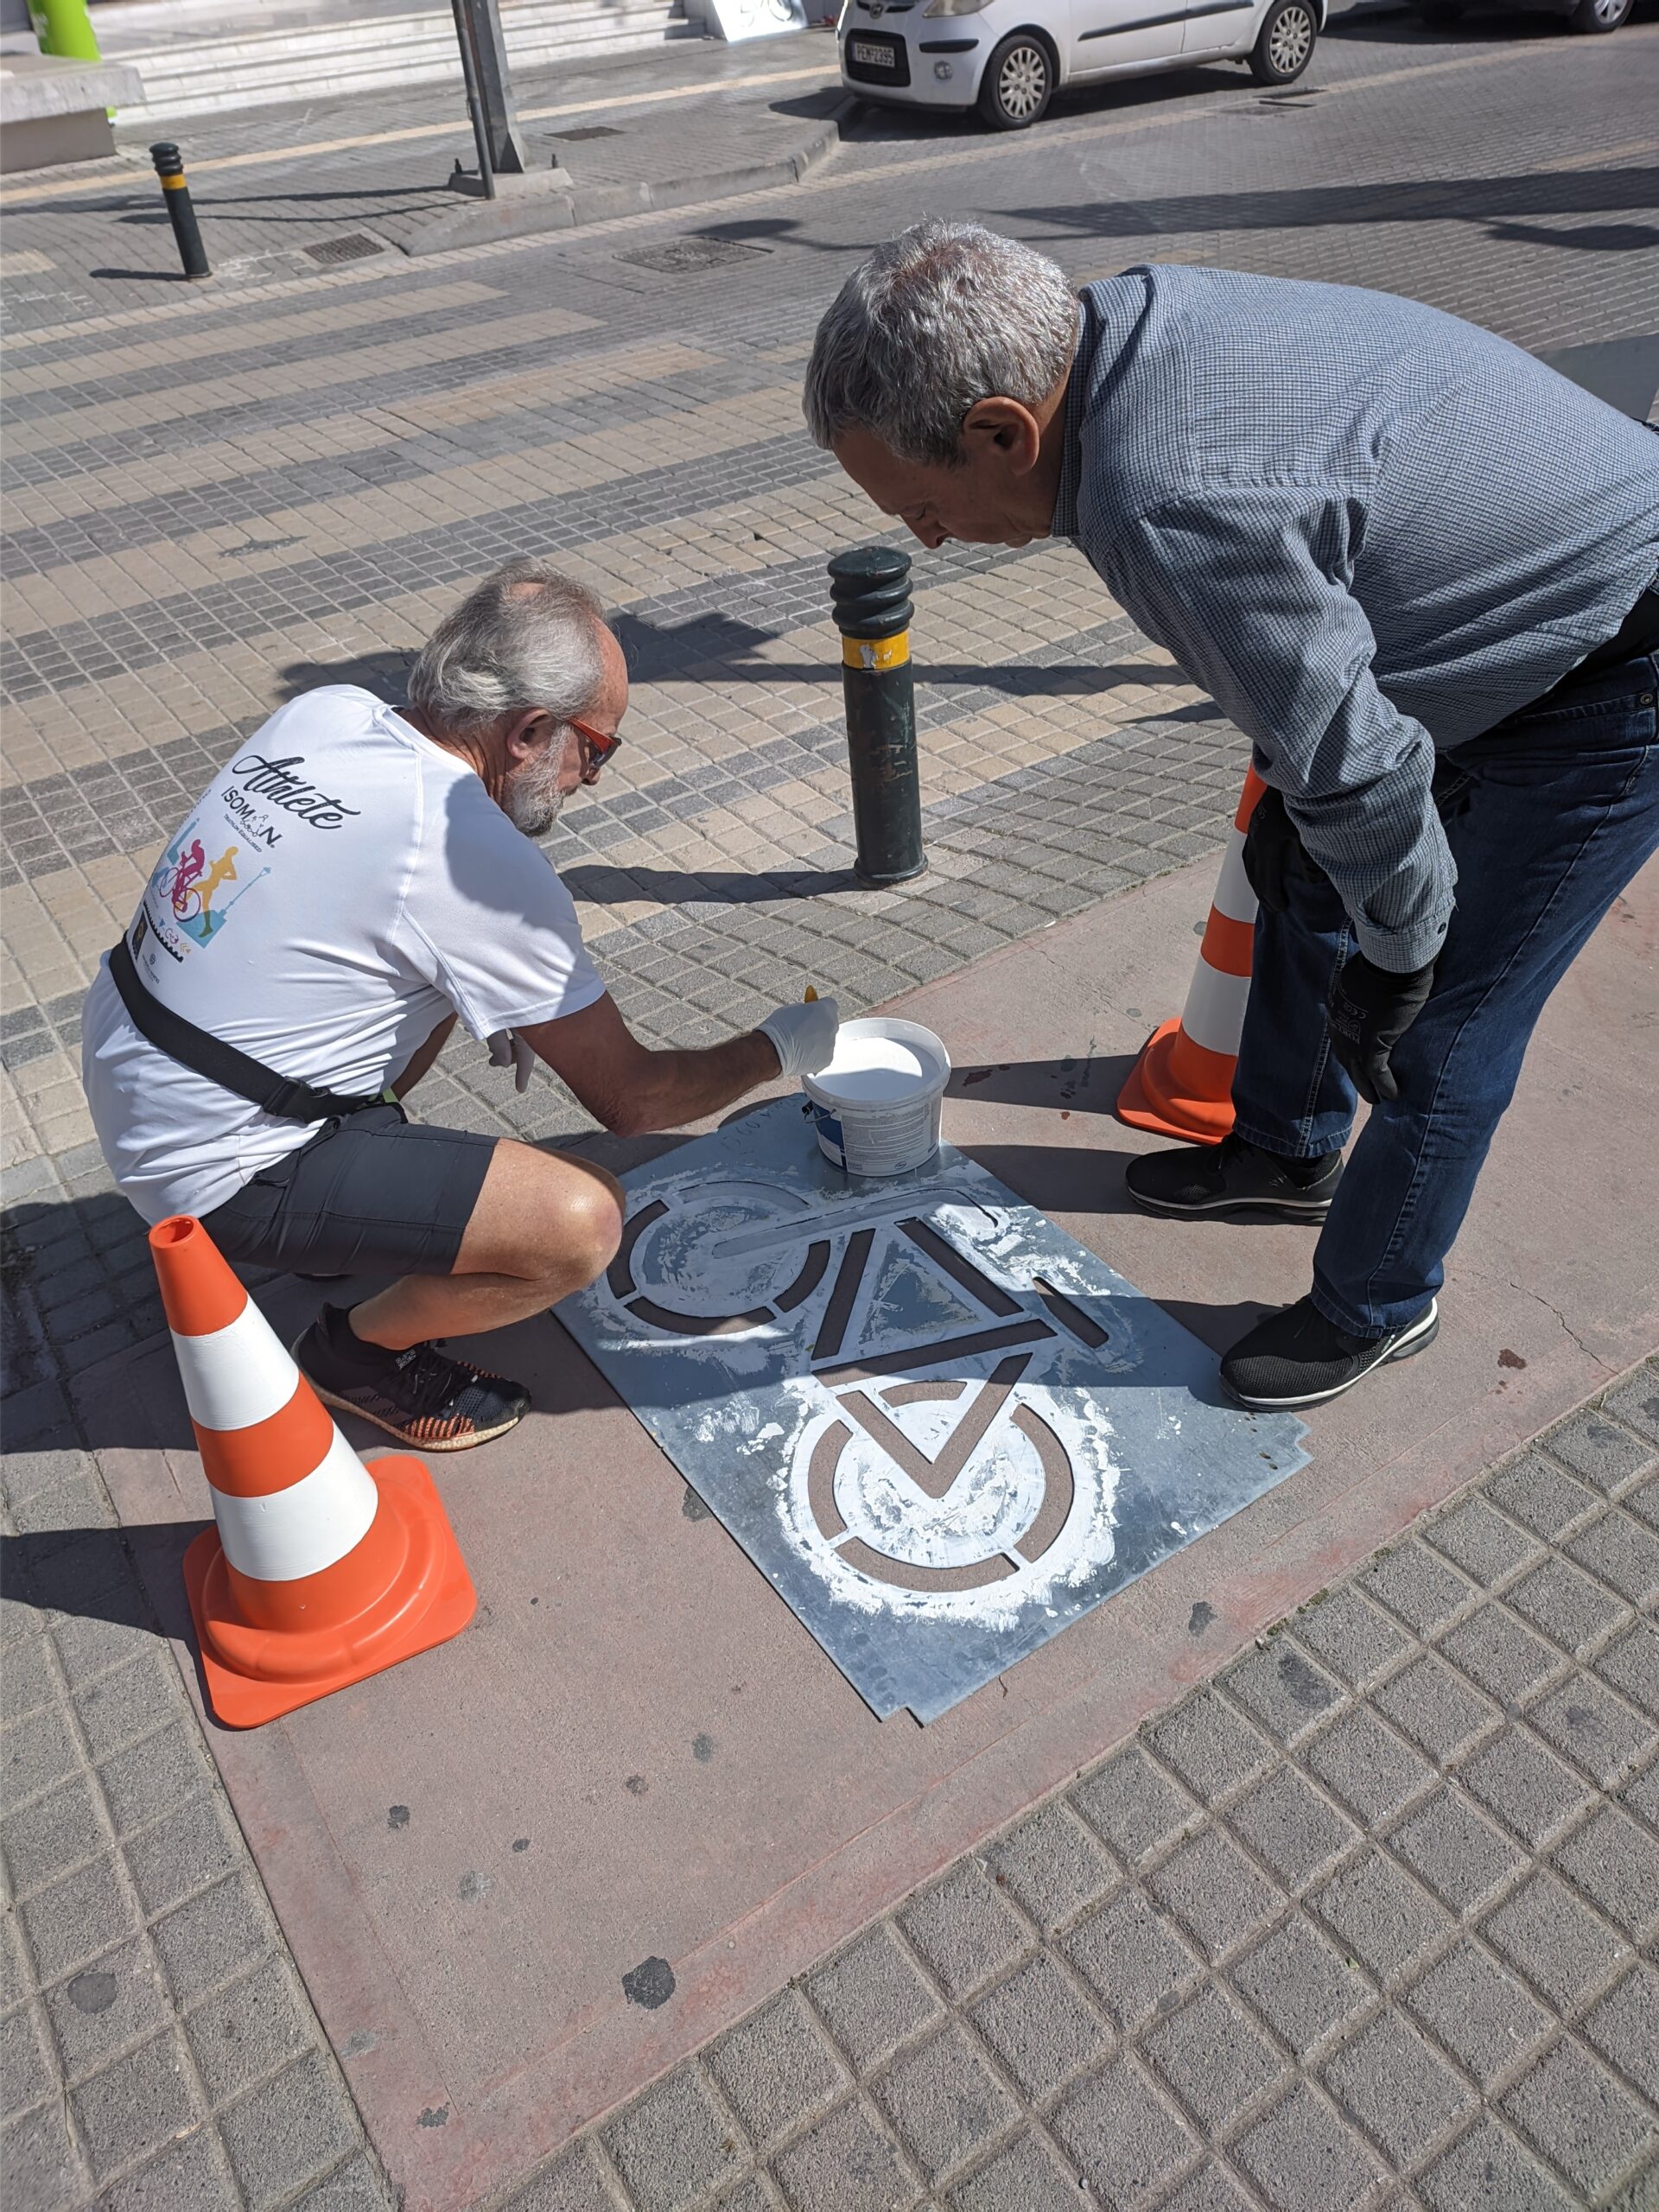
[503,748,567,836]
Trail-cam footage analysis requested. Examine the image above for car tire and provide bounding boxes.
[976,33,1054,129]
[1567,0,1630,29]
[1249,0,1318,79]
[1414,0,1464,20]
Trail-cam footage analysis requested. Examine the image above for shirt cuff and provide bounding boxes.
[1351,908,1451,974]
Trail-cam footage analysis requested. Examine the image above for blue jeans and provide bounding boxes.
[1231,652,1659,1338]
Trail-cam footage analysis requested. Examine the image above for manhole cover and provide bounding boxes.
[556,124,625,141]
[303,233,386,265]
[618,235,772,274]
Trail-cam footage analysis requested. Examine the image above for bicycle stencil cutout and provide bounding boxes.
[562,1101,1308,1720]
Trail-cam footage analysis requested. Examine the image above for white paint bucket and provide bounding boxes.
[802,1017,951,1178]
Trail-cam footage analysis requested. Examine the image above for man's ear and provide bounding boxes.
[961,397,1043,473]
[502,708,557,763]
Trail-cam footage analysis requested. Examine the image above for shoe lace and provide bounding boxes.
[389,1341,471,1417]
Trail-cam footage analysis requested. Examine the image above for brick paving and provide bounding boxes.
[3,15,1657,2208]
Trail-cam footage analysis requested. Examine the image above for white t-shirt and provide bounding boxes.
[83,686,606,1224]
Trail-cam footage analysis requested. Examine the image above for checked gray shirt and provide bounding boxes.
[1052,267,1659,971]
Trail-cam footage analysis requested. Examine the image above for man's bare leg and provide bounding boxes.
[348,1139,624,1350]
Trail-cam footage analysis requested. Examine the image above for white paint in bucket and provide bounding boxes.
[802,1017,951,1178]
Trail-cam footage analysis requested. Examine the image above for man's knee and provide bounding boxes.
[458,1143,624,1286]
[556,1161,625,1288]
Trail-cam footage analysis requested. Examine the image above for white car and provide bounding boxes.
[839,0,1322,128]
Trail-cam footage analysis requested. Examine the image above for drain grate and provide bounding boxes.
[555,124,625,141]
[303,233,386,265]
[618,235,772,275]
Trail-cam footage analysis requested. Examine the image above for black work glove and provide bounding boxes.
[1325,952,1436,1104]
[1243,785,1328,914]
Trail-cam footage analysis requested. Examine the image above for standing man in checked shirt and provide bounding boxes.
[804,220,1659,1412]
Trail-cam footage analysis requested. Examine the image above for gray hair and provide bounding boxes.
[407,557,607,735]
[804,220,1077,467]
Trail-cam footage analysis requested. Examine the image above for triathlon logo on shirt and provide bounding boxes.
[140,817,270,959]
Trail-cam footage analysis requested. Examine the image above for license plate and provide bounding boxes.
[849,37,896,63]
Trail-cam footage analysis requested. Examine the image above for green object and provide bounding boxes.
[28,0,102,60]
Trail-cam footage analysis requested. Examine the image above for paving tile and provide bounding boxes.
[1552,1805,1659,1940]
[1069,1743,1198,1866]
[1228,1764,1359,1892]
[184,1951,312,2105]
[1219,1643,1344,1747]
[67,2024,203,2185]
[1543,1412,1656,1494]
[150,1874,275,2005]
[1456,1725,1596,1849]
[1305,1707,1436,1826]
[16,1852,137,1984]
[124,1793,244,1916]
[708,1992,848,2158]
[1418,2117,1575,2212]
[1580,1960,1659,2113]
[41,1931,171,2083]
[1482,1870,1631,2010]
[1061,1888,1202,2034]
[772,2097,917,2212]
[1599,1369,1659,1447]
[1143,1694,1274,1808]
[1506,1557,1629,1659]
[0,2000,54,2119]
[896,1866,1028,2003]
[0,1768,107,1897]
[1155,2167,1257,2212]
[966,1952,1109,2103]
[980,1803,1115,1932]
[948,2129,1078,2212]
[1566,1508,1659,1607]
[217,2051,365,2212]
[97,2126,244,2210]
[1229,1914,1372,2059]
[1406,1937,1554,2090]
[1289,1587,1412,1690]
[0,1703,81,1812]
[1,2094,86,2212]
[1501,2037,1659,2202]
[95,1720,209,1839]
[1230,2082,1384,2212]
[1147,1827,1281,1962]
[1594,1617,1659,1720]
[1049,2056,1196,2206]
[1389,1786,1528,1916]
[601,2063,743,2212]
[872,2023,1018,2188]
[804,1926,944,2074]
[1425,1497,1542,1589]
[1323,2007,1476,2168]
[1141,1985,1287,2135]
[1309,1850,1454,1986]
[498,2141,616,2212]
[1358,1542,1475,1638]
[1484,1453,1599,1543]
[1371,1650,1500,1764]
[1438,1607,1567,1709]
[1529,1672,1656,1791]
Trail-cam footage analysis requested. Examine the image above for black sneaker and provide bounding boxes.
[1126,1133,1344,1223]
[294,1306,531,1451]
[1221,1294,1440,1409]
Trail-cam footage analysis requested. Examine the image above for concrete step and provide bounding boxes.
[111,0,700,121]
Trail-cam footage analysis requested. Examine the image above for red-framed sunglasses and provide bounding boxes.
[567,714,622,767]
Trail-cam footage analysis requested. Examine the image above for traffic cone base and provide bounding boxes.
[184,1455,475,1729]
[1116,1017,1240,1144]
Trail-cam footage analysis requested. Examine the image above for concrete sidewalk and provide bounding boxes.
[72,848,1659,2209]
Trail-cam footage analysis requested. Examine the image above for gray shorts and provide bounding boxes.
[199,1103,496,1278]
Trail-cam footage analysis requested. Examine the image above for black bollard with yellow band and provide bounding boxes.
[149,143,210,282]
[828,546,925,887]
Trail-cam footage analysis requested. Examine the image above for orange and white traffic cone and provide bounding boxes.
[150,1215,476,1728]
[1117,766,1265,1146]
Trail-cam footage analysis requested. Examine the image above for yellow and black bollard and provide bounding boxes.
[149,143,210,282]
[829,546,925,887]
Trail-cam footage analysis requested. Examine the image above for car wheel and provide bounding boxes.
[976,34,1053,130]
[1249,0,1318,79]
[1567,0,1630,29]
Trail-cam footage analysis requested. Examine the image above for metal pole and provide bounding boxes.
[460,0,530,176]
[149,143,210,282]
[448,0,496,199]
[828,547,925,887]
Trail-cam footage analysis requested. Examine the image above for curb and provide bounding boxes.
[379,98,850,258]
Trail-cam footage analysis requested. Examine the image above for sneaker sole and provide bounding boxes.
[1128,1186,1336,1224]
[1222,1300,1440,1411]
[306,1378,528,1450]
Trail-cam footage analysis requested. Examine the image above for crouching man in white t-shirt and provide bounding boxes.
[81,560,839,1452]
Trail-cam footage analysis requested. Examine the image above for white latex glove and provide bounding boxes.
[757,995,840,1080]
[486,1029,535,1094]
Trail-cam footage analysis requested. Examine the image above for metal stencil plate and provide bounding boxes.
[560,1102,1308,1722]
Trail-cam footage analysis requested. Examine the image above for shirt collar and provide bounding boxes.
[1049,272,1154,543]
[1051,300,1090,542]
